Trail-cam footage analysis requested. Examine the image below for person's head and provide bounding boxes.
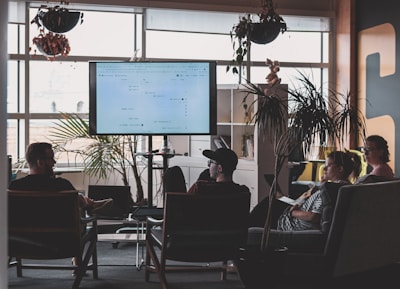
[323,151,360,182]
[203,148,238,180]
[363,135,390,165]
[25,142,56,175]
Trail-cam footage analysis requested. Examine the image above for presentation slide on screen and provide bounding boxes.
[95,62,211,134]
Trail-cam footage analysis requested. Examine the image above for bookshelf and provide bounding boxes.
[169,84,288,209]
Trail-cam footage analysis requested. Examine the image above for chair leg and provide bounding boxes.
[91,243,99,279]
[16,258,22,277]
[73,239,98,289]
[145,241,168,289]
[221,260,227,280]
[145,241,152,282]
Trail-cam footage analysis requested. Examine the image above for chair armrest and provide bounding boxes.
[81,216,98,230]
[81,215,97,224]
[147,216,164,226]
[247,227,326,254]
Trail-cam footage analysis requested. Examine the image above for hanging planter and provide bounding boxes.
[30,2,81,60]
[228,0,286,74]
[31,4,83,34]
[39,9,82,33]
[250,21,285,44]
[32,31,71,61]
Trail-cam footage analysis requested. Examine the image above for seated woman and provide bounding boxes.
[247,150,361,252]
[356,135,395,183]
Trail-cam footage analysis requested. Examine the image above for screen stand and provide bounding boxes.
[147,135,172,208]
[147,135,153,208]
[161,135,169,196]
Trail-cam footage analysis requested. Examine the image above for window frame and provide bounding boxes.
[7,3,333,165]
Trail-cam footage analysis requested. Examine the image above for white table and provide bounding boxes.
[97,218,146,270]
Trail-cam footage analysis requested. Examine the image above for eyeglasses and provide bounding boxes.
[361,147,377,154]
[208,160,218,166]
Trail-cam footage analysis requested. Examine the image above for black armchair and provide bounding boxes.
[240,180,400,288]
[8,190,98,289]
[145,191,250,289]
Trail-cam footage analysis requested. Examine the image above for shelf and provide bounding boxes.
[169,83,288,209]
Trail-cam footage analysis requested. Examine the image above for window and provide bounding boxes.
[7,4,331,165]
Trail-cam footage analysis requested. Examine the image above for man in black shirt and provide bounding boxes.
[9,142,112,215]
[188,148,250,195]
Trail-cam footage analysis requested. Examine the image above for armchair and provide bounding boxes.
[145,191,250,289]
[8,190,98,289]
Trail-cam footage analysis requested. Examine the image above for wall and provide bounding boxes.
[335,0,356,148]
[356,0,399,174]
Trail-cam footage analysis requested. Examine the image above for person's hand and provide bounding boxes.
[289,204,300,216]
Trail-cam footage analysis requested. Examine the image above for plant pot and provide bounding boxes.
[32,33,70,58]
[38,10,82,33]
[249,22,283,44]
[36,43,62,57]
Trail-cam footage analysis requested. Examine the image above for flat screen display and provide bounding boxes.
[89,61,217,135]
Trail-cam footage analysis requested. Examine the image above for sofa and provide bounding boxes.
[240,179,400,288]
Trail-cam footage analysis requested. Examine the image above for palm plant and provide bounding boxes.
[49,112,146,204]
[242,71,366,250]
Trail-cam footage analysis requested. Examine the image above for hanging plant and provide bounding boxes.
[30,2,83,34]
[31,30,71,61]
[30,2,82,60]
[228,0,287,74]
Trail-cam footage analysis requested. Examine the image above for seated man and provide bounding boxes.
[9,142,112,216]
[8,142,114,274]
[188,148,250,195]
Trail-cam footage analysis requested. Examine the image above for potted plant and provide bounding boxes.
[49,112,147,205]
[228,0,287,74]
[237,62,366,287]
[30,2,83,60]
[30,2,83,34]
[31,30,71,61]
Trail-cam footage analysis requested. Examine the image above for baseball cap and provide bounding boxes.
[202,148,238,171]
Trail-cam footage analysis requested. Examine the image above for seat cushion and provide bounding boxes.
[247,227,326,254]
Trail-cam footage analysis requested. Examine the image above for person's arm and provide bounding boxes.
[289,204,321,224]
[187,181,199,194]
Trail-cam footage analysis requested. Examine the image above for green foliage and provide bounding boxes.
[49,112,145,203]
[242,71,366,250]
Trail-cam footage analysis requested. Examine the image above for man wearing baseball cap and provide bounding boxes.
[188,148,250,195]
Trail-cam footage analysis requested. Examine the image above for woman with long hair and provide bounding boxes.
[361,135,394,180]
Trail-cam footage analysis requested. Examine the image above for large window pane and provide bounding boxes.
[251,66,323,91]
[29,9,139,57]
[30,119,87,165]
[8,24,25,54]
[146,31,232,60]
[251,32,323,63]
[322,32,329,63]
[30,61,88,113]
[7,119,26,162]
[8,60,25,113]
[217,65,240,85]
